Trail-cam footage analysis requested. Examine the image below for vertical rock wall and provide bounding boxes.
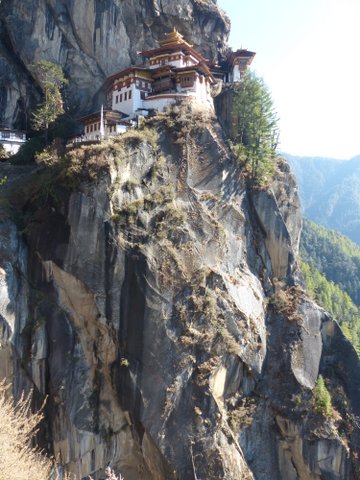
[0,114,359,478]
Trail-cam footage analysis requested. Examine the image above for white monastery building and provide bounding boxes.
[0,128,26,154]
[81,29,255,139]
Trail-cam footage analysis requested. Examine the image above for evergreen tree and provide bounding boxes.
[232,71,279,184]
[31,60,68,134]
[314,375,332,417]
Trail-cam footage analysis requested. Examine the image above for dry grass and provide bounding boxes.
[269,286,304,322]
[0,381,125,479]
[0,381,52,480]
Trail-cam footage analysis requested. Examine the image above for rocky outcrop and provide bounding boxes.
[0,0,229,128]
[0,108,359,479]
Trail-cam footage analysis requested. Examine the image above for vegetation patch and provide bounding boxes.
[0,382,72,480]
[313,375,332,417]
[228,398,257,431]
[231,71,279,186]
[116,126,159,150]
[269,286,303,321]
[301,260,360,355]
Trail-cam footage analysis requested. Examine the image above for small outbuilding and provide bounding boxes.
[0,128,26,154]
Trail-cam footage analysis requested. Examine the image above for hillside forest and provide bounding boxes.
[300,219,360,355]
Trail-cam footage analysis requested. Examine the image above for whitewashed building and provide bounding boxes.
[79,109,129,141]
[107,29,217,117]
[79,30,256,137]
[0,129,26,154]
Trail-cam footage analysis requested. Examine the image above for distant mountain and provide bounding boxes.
[300,219,360,307]
[300,218,360,353]
[284,153,360,245]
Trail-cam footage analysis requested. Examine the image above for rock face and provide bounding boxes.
[0,107,359,479]
[0,0,229,128]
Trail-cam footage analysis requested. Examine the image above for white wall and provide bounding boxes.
[194,77,214,108]
[83,121,127,140]
[231,64,241,83]
[149,52,185,70]
[1,141,23,154]
[0,131,26,154]
[143,93,196,112]
[112,84,146,116]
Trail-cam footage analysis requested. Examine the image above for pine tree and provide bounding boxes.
[314,375,332,417]
[232,71,279,185]
[31,60,68,134]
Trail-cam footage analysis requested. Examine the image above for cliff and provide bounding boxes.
[1,105,359,479]
[0,0,229,129]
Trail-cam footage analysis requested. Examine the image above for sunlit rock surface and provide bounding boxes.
[0,108,359,478]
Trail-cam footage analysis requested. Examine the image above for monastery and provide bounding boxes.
[0,29,255,150]
[80,29,255,140]
[0,128,26,154]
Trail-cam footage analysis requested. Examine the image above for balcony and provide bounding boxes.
[152,79,175,94]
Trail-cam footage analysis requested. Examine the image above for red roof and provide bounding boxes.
[79,109,129,124]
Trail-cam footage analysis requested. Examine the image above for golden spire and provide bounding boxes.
[159,29,193,48]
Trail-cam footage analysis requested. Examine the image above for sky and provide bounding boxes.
[217,0,360,159]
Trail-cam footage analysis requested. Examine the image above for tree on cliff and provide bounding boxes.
[232,71,279,184]
[31,60,68,134]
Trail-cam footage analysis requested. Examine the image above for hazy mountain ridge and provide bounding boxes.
[285,153,360,244]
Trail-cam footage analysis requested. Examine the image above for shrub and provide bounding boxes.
[10,135,47,164]
[0,382,51,480]
[117,127,158,149]
[0,144,9,161]
[314,375,332,417]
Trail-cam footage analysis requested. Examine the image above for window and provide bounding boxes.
[116,95,119,103]
[141,91,146,100]
[124,92,127,101]
[120,94,123,102]
[90,125,93,132]
[98,123,100,130]
[128,90,132,100]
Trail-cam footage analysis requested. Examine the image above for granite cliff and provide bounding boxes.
[1,105,360,479]
[0,0,229,128]
[1,1,360,479]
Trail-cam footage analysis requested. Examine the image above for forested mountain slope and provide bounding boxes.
[300,218,360,353]
[301,218,360,306]
[286,153,360,244]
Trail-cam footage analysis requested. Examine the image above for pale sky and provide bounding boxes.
[218,0,360,159]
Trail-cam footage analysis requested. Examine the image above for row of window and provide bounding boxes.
[150,54,181,65]
[114,79,150,90]
[0,131,25,140]
[115,90,132,104]
[136,80,149,89]
[85,123,100,133]
[85,124,118,134]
